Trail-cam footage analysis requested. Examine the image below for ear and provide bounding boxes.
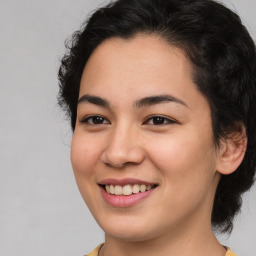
[216,125,247,175]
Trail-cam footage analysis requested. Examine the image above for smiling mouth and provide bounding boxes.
[100,184,158,196]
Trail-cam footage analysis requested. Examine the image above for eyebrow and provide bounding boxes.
[134,95,189,108]
[77,94,110,108]
[77,94,189,109]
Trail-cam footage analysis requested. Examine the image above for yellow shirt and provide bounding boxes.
[86,244,238,256]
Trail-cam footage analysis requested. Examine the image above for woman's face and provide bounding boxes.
[71,34,221,241]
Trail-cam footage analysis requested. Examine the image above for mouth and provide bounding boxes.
[98,178,158,207]
[100,184,158,196]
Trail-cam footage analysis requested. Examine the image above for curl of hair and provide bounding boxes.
[58,0,256,233]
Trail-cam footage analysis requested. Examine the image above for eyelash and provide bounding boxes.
[80,115,110,125]
[80,115,176,126]
[143,115,176,125]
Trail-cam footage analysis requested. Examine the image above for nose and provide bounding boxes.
[101,125,145,168]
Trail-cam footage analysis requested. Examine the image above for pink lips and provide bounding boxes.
[99,178,157,208]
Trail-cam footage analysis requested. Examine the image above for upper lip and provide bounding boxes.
[98,178,158,186]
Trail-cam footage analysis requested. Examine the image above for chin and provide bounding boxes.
[98,217,160,242]
[105,229,154,242]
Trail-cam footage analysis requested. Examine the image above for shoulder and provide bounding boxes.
[85,244,104,256]
[85,244,237,256]
[226,248,238,256]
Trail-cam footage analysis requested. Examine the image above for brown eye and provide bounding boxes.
[143,115,176,125]
[152,116,166,125]
[81,115,110,125]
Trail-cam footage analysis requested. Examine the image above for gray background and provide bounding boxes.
[0,0,255,255]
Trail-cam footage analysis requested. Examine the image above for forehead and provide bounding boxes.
[83,34,192,78]
[79,34,208,112]
[87,34,189,66]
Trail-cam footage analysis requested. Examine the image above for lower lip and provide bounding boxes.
[100,186,156,208]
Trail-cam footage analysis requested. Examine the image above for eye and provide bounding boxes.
[143,115,176,125]
[80,115,110,125]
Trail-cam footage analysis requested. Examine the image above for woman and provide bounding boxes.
[58,0,256,255]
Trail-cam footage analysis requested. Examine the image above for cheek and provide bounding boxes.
[146,134,217,223]
[70,132,102,179]
[147,130,217,190]
[70,132,104,209]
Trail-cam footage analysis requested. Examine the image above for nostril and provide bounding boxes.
[101,141,145,168]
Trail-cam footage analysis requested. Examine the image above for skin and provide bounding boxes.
[71,34,245,256]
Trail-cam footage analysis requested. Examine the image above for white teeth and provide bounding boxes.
[132,184,140,194]
[146,185,152,191]
[110,185,115,194]
[105,184,155,195]
[106,185,110,193]
[114,185,123,195]
[140,184,146,192]
[123,185,132,195]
